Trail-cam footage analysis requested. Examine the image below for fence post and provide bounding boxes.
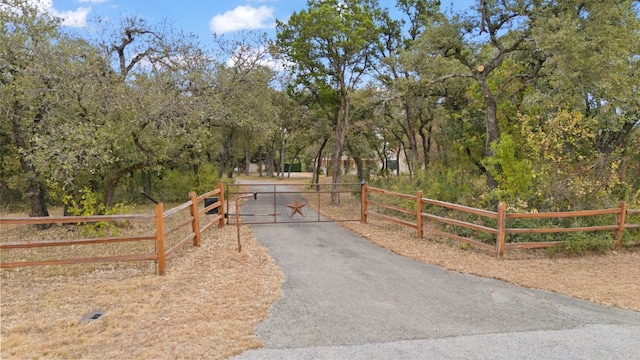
[155,202,166,275]
[189,191,201,246]
[496,202,507,258]
[218,181,226,228]
[416,190,424,238]
[615,201,627,250]
[361,181,368,224]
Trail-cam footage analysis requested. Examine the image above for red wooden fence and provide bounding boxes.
[361,183,638,257]
[0,182,225,275]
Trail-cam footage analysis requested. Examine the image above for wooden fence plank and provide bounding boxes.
[196,187,222,202]
[0,214,153,225]
[367,200,416,216]
[367,186,416,200]
[163,201,193,218]
[199,200,221,216]
[506,208,620,219]
[164,217,194,237]
[0,253,157,269]
[0,235,156,249]
[367,211,417,229]
[422,213,498,234]
[504,241,563,249]
[507,225,618,234]
[422,198,499,219]
[165,233,196,259]
[200,214,224,234]
[429,228,496,251]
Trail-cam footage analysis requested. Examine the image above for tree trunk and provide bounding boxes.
[193,163,200,185]
[245,150,251,176]
[104,178,119,208]
[265,145,275,177]
[331,96,349,206]
[258,146,264,177]
[355,157,364,180]
[220,129,235,179]
[279,128,286,178]
[391,131,408,176]
[395,147,402,176]
[419,123,433,168]
[344,155,350,175]
[478,78,500,189]
[313,136,328,191]
[142,171,152,194]
[403,101,420,172]
[105,161,149,206]
[9,108,50,228]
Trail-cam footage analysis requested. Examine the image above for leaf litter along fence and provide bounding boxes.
[0,182,225,275]
[361,183,638,257]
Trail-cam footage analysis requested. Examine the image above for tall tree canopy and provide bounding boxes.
[275,0,386,204]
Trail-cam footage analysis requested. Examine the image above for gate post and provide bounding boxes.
[416,190,423,238]
[496,202,507,258]
[218,181,225,228]
[361,181,368,224]
[155,202,166,275]
[615,201,627,250]
[189,191,201,246]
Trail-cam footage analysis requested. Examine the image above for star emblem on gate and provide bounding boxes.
[286,196,307,217]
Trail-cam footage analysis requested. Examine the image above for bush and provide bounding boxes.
[62,187,132,237]
[152,164,221,202]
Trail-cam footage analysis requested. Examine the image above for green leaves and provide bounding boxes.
[276,0,384,92]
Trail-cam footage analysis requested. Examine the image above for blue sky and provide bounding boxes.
[35,0,478,43]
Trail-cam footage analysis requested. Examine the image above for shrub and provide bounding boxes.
[62,187,131,237]
[153,164,221,202]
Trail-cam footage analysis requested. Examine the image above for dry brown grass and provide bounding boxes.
[1,204,283,359]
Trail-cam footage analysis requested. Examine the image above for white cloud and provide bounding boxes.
[209,5,275,34]
[51,7,91,27]
[27,0,91,28]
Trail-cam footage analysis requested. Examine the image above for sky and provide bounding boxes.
[32,0,478,43]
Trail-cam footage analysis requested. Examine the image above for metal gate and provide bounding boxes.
[226,181,364,225]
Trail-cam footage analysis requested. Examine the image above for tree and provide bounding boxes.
[276,0,385,205]
[374,0,442,175]
[414,0,547,188]
[529,0,640,154]
[0,0,105,220]
[209,31,278,178]
[95,16,205,205]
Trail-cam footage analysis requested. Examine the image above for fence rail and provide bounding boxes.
[0,182,225,274]
[627,209,640,230]
[361,183,638,257]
